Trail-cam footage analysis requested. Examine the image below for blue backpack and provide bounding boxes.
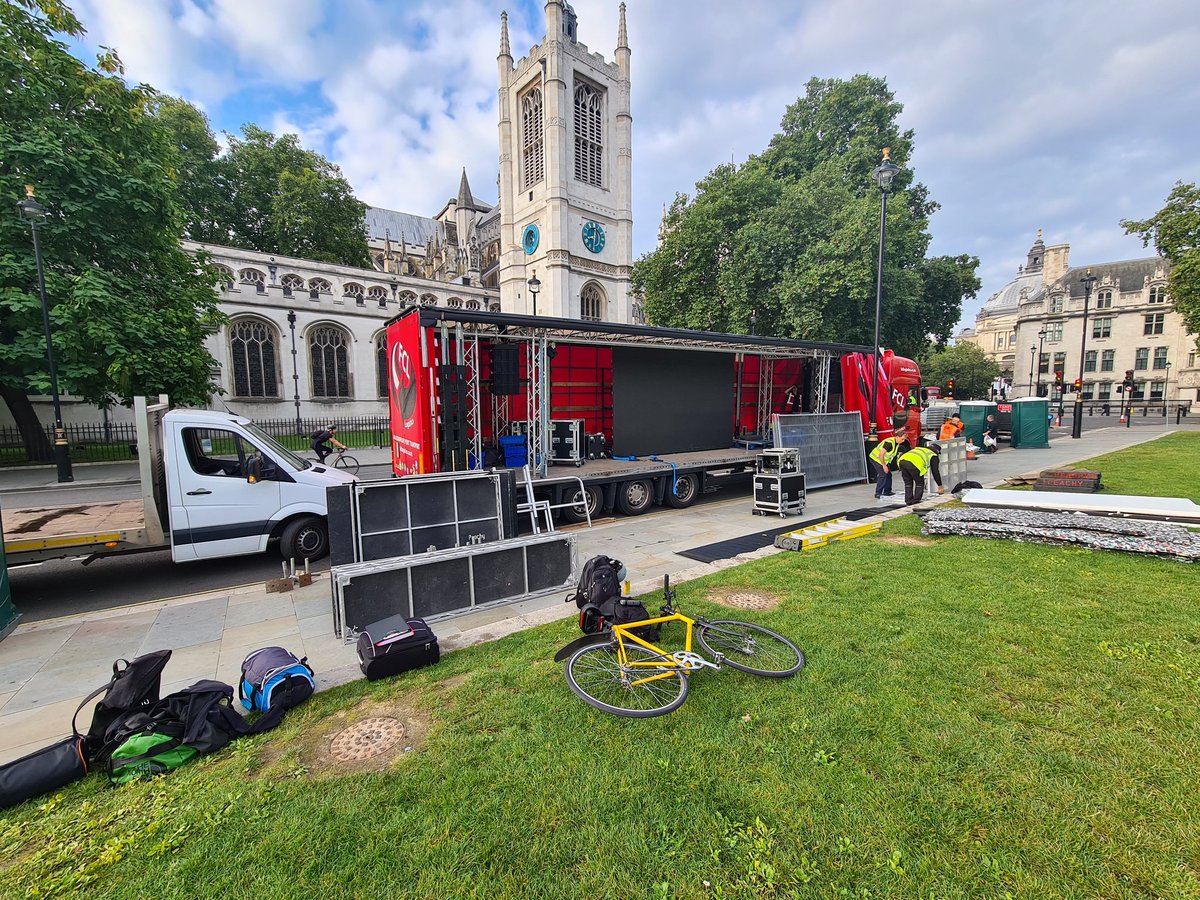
[239,647,315,714]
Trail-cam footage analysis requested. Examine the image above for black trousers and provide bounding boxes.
[899,460,925,505]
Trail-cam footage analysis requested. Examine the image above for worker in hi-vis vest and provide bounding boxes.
[897,442,945,506]
[868,434,909,501]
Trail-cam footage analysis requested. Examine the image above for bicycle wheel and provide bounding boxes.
[696,620,805,677]
[565,642,689,717]
[334,454,359,475]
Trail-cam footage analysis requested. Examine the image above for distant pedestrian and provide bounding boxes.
[983,415,999,453]
[868,433,909,502]
[310,425,346,463]
[898,442,945,505]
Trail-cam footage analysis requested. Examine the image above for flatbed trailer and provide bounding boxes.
[2,500,153,565]
[384,306,870,522]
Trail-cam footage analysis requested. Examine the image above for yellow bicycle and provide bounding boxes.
[563,577,805,717]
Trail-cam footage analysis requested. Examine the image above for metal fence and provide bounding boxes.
[0,414,391,466]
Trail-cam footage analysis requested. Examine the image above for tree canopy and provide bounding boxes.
[153,104,371,268]
[0,0,223,458]
[919,342,1000,401]
[1122,182,1200,346]
[633,75,980,358]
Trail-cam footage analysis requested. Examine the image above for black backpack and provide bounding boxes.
[570,555,623,609]
[72,650,173,764]
[570,556,658,641]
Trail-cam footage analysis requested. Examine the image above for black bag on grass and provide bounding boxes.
[569,555,624,609]
[74,649,173,763]
[356,616,440,681]
[0,736,89,811]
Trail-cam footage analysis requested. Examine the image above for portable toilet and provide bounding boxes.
[957,400,998,447]
[1009,397,1050,449]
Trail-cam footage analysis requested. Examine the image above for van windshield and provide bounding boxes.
[241,423,311,472]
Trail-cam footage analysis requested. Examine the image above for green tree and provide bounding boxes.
[1122,182,1200,346]
[919,342,1000,401]
[0,0,223,460]
[150,95,228,244]
[633,75,979,359]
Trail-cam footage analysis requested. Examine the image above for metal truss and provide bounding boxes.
[526,332,549,477]
[812,352,831,414]
[460,326,482,468]
[756,360,774,438]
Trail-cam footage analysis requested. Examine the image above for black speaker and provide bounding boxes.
[490,344,521,396]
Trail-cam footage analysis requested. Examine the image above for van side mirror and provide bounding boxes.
[247,455,274,484]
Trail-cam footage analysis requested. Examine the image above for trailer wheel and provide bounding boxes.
[663,473,700,509]
[561,485,603,524]
[616,479,654,516]
[280,516,329,561]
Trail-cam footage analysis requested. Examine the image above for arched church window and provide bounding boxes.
[308,278,332,300]
[368,286,389,308]
[465,298,481,311]
[229,318,280,398]
[343,282,365,305]
[580,283,605,322]
[399,291,418,306]
[420,293,438,306]
[214,265,235,291]
[521,87,545,190]
[308,324,351,398]
[374,331,388,398]
[239,268,265,293]
[281,274,304,297]
[447,296,463,309]
[488,302,501,313]
[573,82,603,187]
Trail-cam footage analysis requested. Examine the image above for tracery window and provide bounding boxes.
[343,282,364,305]
[580,283,605,322]
[281,274,304,297]
[374,332,388,398]
[521,87,545,190]
[447,296,463,308]
[229,318,279,398]
[573,82,603,186]
[308,325,351,398]
[465,298,481,310]
[239,268,265,293]
[420,293,438,306]
[214,265,235,291]
[308,278,332,300]
[368,286,389,308]
[399,291,418,306]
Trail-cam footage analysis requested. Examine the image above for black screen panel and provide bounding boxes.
[472,547,528,603]
[344,573,410,627]
[526,538,573,592]
[611,348,734,456]
[411,558,471,617]
[358,482,410,533]
[326,485,356,567]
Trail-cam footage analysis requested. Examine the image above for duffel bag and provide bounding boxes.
[357,616,440,682]
[0,736,88,811]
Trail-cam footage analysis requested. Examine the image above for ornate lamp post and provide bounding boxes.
[1072,269,1096,438]
[1028,345,1037,397]
[868,148,900,439]
[16,187,72,482]
[527,271,541,317]
[1035,327,1048,397]
[287,310,303,435]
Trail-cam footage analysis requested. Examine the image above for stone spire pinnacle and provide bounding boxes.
[617,2,628,50]
[499,10,511,59]
[457,168,476,210]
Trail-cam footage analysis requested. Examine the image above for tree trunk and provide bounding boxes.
[0,385,53,463]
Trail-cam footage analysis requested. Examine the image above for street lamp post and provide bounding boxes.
[287,310,303,435]
[1028,345,1037,397]
[527,271,541,317]
[1163,361,1172,417]
[16,187,72,482]
[1072,269,1096,439]
[868,148,900,439]
[1035,328,1048,397]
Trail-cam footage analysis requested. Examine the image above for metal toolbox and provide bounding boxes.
[550,418,586,466]
[752,472,806,517]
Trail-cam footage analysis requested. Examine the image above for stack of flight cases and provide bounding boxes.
[752,448,806,517]
[510,419,588,466]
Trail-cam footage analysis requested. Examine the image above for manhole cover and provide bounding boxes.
[329,717,406,762]
[714,590,779,611]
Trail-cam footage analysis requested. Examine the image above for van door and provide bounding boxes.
[170,426,282,561]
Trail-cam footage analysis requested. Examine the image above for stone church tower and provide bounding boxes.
[496,2,633,322]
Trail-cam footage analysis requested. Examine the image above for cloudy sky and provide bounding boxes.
[69,0,1199,329]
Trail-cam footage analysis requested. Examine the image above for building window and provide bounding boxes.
[1046,321,1063,342]
[308,278,332,300]
[1150,381,1165,400]
[1153,347,1168,370]
[488,302,501,312]
[573,82,603,187]
[446,296,462,308]
[239,268,265,294]
[1189,351,1197,367]
[420,293,438,306]
[1049,295,1064,313]
[368,286,389,308]
[520,87,545,190]
[1130,381,1146,401]
[1101,350,1115,372]
[374,332,388,398]
[1081,383,1094,400]
[308,325,351,398]
[214,265,235,291]
[1092,317,1112,338]
[1098,381,1112,400]
[1084,350,1097,373]
[1053,352,1066,379]
[1143,313,1165,335]
[580,283,605,322]
[1038,353,1049,375]
[281,274,304,297]
[465,298,481,310]
[1149,285,1166,304]
[1008,332,1016,348]
[343,282,364,305]
[1095,289,1113,309]
[1134,348,1149,370]
[994,334,1004,351]
[229,318,279,398]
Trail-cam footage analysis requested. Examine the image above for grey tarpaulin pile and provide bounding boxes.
[921,507,1200,562]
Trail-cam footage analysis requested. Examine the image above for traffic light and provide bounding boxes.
[946,379,955,398]
[1073,377,1082,392]
[1054,371,1063,386]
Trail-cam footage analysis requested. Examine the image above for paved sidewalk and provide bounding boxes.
[0,427,1189,764]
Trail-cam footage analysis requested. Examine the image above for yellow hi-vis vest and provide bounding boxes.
[899,446,937,476]
[869,437,903,466]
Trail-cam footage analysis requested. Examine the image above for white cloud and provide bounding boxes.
[68,0,1200,330]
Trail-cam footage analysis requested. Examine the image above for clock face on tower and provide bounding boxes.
[521,223,539,255]
[581,220,606,254]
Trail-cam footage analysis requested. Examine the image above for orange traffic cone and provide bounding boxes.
[1054,412,1061,427]
[1119,411,1126,423]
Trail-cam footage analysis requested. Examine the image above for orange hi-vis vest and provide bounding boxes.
[939,419,963,441]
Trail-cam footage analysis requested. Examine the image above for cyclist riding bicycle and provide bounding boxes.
[310,424,346,464]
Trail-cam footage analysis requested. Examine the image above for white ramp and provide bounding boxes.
[961,489,1200,524]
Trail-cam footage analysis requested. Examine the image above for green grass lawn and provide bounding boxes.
[1069,432,1200,502]
[2,436,1199,898]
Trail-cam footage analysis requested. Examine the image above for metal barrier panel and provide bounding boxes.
[771,412,868,489]
[931,437,967,491]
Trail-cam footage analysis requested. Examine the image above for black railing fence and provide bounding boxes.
[0,415,391,465]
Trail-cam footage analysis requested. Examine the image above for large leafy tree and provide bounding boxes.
[919,342,1000,401]
[634,75,980,358]
[1122,182,1200,346]
[153,107,371,268]
[0,0,223,460]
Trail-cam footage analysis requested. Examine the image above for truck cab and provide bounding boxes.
[164,409,356,562]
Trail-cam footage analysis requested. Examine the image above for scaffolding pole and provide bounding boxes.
[526,333,549,477]
[756,358,774,439]
[460,325,482,468]
[813,352,831,414]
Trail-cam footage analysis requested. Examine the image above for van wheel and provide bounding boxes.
[280,516,328,561]
[616,479,654,516]
[663,474,700,509]
[561,485,603,524]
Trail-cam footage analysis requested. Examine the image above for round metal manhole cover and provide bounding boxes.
[713,590,779,611]
[329,717,406,762]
